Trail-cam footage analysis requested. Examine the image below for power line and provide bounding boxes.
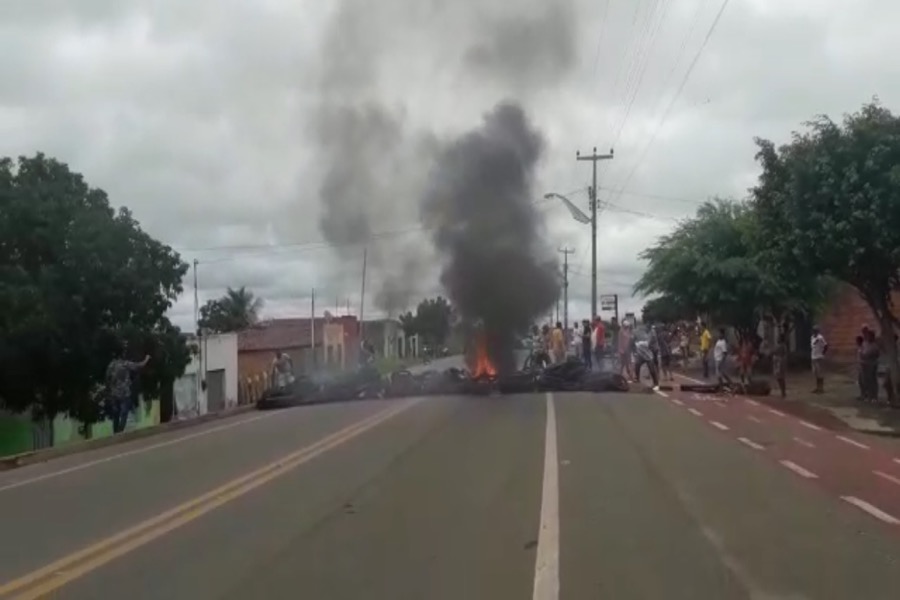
[185,189,594,263]
[608,0,733,202]
[609,0,673,151]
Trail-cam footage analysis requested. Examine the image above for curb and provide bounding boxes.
[0,404,258,472]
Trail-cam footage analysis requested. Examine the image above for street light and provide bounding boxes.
[545,190,600,318]
[544,192,591,224]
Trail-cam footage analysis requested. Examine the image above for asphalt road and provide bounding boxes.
[1,388,900,599]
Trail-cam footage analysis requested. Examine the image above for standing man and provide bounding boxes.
[700,322,712,379]
[105,346,150,434]
[272,350,295,390]
[581,319,593,369]
[714,329,732,387]
[551,321,566,364]
[810,326,828,394]
[592,317,606,370]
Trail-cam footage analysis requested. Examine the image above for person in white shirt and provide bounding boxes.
[713,329,732,386]
[810,326,828,393]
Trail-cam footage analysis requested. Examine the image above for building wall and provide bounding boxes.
[0,400,161,459]
[818,284,900,365]
[180,332,239,414]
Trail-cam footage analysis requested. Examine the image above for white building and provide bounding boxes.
[174,332,239,418]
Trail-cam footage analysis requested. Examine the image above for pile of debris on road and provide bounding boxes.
[679,380,772,396]
[256,355,629,410]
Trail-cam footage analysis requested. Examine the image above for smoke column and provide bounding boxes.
[307,0,577,316]
[421,102,560,373]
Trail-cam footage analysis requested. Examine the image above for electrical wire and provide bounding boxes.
[608,0,734,203]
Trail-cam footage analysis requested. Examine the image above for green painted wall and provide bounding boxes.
[0,417,32,457]
[0,398,160,458]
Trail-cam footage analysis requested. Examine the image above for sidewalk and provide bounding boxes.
[676,365,900,437]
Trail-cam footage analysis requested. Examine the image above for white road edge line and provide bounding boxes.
[671,398,684,406]
[0,411,279,494]
[836,435,870,450]
[874,470,900,487]
[894,458,900,466]
[745,399,761,407]
[655,390,669,398]
[793,437,816,448]
[747,416,764,424]
[799,420,823,432]
[533,393,560,600]
[841,496,900,525]
[711,421,729,431]
[738,437,765,451]
[688,408,703,417]
[780,460,818,479]
[676,373,704,384]
[767,408,786,417]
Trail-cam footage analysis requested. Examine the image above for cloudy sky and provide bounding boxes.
[3,0,898,331]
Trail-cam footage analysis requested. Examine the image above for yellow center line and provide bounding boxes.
[0,400,418,599]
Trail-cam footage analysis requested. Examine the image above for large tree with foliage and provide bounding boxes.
[397,296,453,349]
[198,286,263,333]
[752,100,900,387]
[635,199,824,336]
[641,295,693,325]
[0,153,191,423]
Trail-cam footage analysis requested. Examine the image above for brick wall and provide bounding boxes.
[818,284,900,365]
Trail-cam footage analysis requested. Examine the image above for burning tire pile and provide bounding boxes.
[256,356,629,410]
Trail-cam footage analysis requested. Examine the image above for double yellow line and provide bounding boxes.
[0,400,417,600]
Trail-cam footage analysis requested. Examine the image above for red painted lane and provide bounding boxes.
[659,381,900,529]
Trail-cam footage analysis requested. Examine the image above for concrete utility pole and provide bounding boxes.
[558,246,574,333]
[310,289,317,367]
[576,146,614,318]
[359,246,368,341]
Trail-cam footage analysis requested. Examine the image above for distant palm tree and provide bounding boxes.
[223,286,263,324]
[199,286,264,333]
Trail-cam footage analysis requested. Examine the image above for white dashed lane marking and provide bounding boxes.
[738,437,765,451]
[836,435,870,450]
[780,460,818,479]
[842,496,900,525]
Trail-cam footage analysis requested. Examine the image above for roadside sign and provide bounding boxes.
[600,294,617,311]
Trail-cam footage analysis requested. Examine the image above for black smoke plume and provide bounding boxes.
[421,102,560,373]
[307,0,577,316]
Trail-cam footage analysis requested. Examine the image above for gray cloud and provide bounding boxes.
[2,0,898,331]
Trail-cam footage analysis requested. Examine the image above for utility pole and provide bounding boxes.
[558,247,574,333]
[359,246,368,341]
[576,146,614,318]
[311,288,316,368]
[192,259,199,331]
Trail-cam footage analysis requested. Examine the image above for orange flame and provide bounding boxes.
[470,331,497,379]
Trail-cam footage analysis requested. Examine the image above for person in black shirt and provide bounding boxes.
[581,320,592,369]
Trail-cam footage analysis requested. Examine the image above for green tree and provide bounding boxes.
[0,153,190,423]
[398,310,417,337]
[641,295,692,325]
[751,100,900,388]
[198,286,263,333]
[635,199,823,337]
[414,296,453,349]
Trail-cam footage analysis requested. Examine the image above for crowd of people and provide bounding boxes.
[531,316,899,405]
[529,317,678,392]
